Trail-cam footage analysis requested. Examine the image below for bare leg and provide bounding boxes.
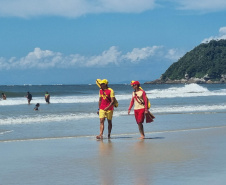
[138,123,145,139]
[96,118,105,139]
[107,119,112,138]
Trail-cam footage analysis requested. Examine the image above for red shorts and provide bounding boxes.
[134,108,145,124]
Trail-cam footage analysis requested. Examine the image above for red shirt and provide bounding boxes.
[99,88,115,110]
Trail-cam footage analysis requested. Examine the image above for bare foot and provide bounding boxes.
[96,135,103,139]
[108,134,111,139]
[139,136,145,139]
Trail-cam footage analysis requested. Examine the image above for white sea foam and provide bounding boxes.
[0,130,13,135]
[0,94,133,106]
[1,84,226,106]
[0,111,127,125]
[1,103,226,125]
[153,104,226,113]
[146,83,226,98]
[0,95,100,106]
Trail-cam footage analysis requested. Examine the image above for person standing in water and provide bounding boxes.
[128,81,148,139]
[96,79,115,139]
[45,92,50,104]
[26,92,32,104]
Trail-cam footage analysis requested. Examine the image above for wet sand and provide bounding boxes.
[1,126,226,185]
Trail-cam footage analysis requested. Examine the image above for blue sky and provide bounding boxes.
[0,0,226,85]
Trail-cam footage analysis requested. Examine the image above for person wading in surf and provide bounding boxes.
[26,92,32,105]
[45,92,50,104]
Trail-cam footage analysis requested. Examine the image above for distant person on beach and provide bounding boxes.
[96,79,115,139]
[45,92,50,104]
[34,103,40,110]
[26,92,32,104]
[1,93,6,100]
[128,81,148,139]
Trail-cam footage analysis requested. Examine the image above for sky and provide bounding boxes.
[0,0,226,85]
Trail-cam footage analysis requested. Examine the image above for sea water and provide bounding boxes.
[1,83,226,141]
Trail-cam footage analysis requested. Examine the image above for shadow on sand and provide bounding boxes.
[96,136,165,140]
[144,137,165,140]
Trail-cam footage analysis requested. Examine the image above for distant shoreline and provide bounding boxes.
[145,78,226,84]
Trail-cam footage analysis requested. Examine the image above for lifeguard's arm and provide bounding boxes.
[97,97,102,114]
[98,91,102,109]
[142,91,148,112]
[128,96,134,114]
[106,97,115,110]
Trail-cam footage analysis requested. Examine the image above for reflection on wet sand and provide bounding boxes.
[131,140,151,185]
[96,135,196,185]
[98,139,114,185]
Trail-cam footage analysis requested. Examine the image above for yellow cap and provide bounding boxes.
[100,79,108,84]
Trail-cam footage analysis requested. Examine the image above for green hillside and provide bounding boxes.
[161,39,226,81]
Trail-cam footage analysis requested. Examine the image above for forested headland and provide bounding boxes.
[146,39,226,84]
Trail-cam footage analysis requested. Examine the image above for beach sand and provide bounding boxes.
[1,126,226,185]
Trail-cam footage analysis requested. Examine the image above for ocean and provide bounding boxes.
[1,83,226,141]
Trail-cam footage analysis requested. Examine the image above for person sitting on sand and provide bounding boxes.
[34,103,40,110]
[2,93,6,100]
[45,91,50,104]
[128,81,148,139]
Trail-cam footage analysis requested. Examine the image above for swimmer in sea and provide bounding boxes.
[1,93,6,100]
[34,103,40,110]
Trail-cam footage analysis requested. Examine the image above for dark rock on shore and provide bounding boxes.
[145,76,226,84]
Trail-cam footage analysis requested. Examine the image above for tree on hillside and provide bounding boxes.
[161,39,226,81]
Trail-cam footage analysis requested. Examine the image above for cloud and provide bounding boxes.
[0,46,182,70]
[164,48,184,61]
[170,0,226,12]
[219,27,226,35]
[0,0,155,18]
[86,46,121,67]
[202,26,226,43]
[122,46,162,62]
[1,0,226,18]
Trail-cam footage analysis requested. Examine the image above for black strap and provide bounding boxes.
[103,90,111,102]
[134,92,145,105]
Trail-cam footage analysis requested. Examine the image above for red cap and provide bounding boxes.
[131,81,140,86]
